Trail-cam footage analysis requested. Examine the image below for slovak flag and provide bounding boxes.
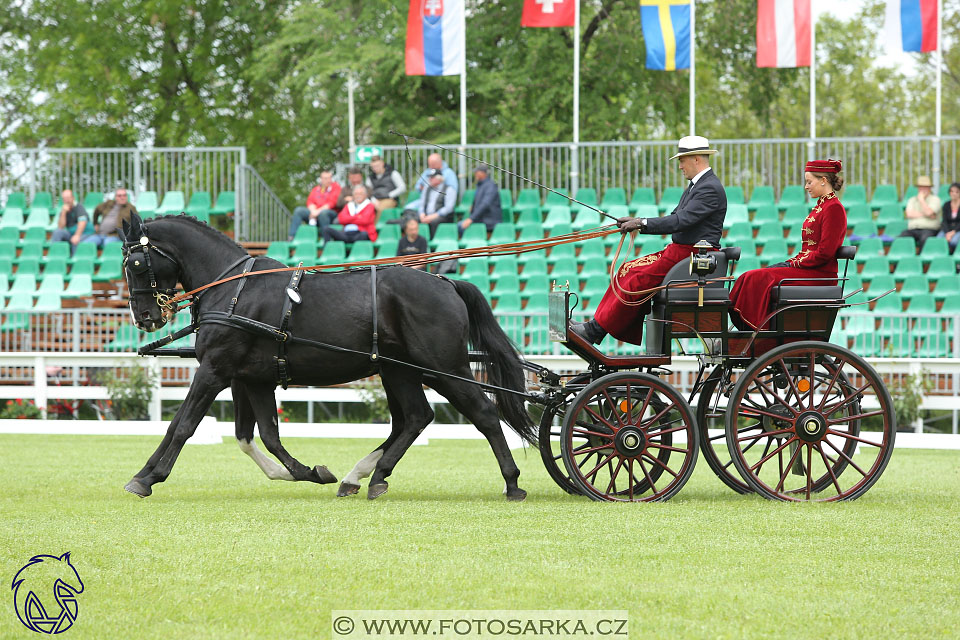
[405,0,465,76]
[883,0,938,53]
[756,0,811,68]
[522,0,575,28]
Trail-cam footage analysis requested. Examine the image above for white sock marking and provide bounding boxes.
[343,449,384,485]
[237,438,295,481]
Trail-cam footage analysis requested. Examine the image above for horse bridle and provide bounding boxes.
[122,223,181,321]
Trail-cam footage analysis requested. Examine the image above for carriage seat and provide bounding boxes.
[769,246,855,305]
[653,247,735,303]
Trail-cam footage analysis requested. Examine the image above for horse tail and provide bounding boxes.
[451,279,538,447]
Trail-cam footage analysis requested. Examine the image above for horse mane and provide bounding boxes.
[149,214,248,254]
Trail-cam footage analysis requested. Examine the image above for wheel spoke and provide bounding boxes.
[777,358,805,412]
[637,456,658,494]
[573,442,615,456]
[738,405,798,422]
[817,360,845,412]
[627,458,636,500]
[775,441,804,492]
[823,438,868,477]
[571,426,615,440]
[827,410,884,425]
[643,400,678,429]
[647,442,688,454]
[816,443,843,496]
[642,451,679,478]
[805,443,813,500]
[647,424,688,438]
[583,404,618,432]
[825,428,883,447]
[583,452,618,481]
[601,389,626,429]
[753,377,800,417]
[605,457,626,495]
[750,435,798,472]
[738,427,793,443]
[821,381,874,415]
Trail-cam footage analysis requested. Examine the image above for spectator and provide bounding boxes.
[410,169,456,237]
[83,187,138,248]
[335,167,366,211]
[51,189,90,255]
[899,175,941,250]
[396,217,427,270]
[365,156,406,216]
[288,170,341,240]
[323,184,377,245]
[938,182,960,254]
[458,164,501,236]
[405,152,459,212]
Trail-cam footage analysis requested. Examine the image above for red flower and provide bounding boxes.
[5,400,12,406]
[276,408,284,414]
[15,399,22,405]
[282,417,289,422]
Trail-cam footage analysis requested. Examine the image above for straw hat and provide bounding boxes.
[669,135,719,160]
[916,175,933,187]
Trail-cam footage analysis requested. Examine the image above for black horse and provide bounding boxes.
[119,213,537,500]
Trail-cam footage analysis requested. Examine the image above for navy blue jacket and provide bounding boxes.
[644,168,727,247]
[469,178,502,230]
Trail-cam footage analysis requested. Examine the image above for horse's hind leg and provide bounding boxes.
[338,379,406,497]
[428,371,526,501]
[242,382,337,484]
[232,381,299,482]
[125,363,228,497]
[367,366,435,499]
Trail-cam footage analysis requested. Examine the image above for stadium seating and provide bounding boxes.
[211,191,236,216]
[778,185,806,211]
[82,192,104,212]
[750,204,778,229]
[658,186,684,213]
[513,189,541,217]
[869,184,898,210]
[156,191,186,215]
[569,188,597,215]
[843,185,867,206]
[747,185,775,211]
[459,224,487,249]
[845,204,872,228]
[541,189,568,213]
[628,188,656,212]
[543,206,572,230]
[724,186,745,205]
[723,204,750,229]
[136,191,159,218]
[600,187,627,209]
[186,192,212,222]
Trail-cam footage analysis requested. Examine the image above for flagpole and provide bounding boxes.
[571,0,580,195]
[689,0,695,135]
[459,3,467,195]
[934,0,942,191]
[808,8,816,161]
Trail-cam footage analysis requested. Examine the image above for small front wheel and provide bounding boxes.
[561,372,699,502]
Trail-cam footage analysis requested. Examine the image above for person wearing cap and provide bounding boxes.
[900,175,942,250]
[728,159,847,331]
[405,153,459,212]
[459,164,501,235]
[416,169,457,237]
[571,135,727,345]
[288,170,341,240]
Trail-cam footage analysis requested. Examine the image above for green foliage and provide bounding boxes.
[0,398,44,419]
[103,363,157,420]
[356,378,392,424]
[891,369,934,429]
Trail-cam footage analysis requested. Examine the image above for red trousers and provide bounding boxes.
[594,243,697,344]
[729,265,837,330]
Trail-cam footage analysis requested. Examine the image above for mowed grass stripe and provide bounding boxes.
[1,435,958,639]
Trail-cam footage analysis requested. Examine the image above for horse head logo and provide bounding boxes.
[11,552,84,634]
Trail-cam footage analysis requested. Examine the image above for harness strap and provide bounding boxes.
[275,264,304,389]
[226,257,257,316]
[370,265,379,363]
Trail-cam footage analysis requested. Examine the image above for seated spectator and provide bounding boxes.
[411,169,456,236]
[458,164,501,235]
[323,185,377,244]
[404,152,459,213]
[365,156,406,216]
[938,182,960,253]
[82,187,137,248]
[335,167,366,211]
[288,170,341,240]
[396,217,427,270]
[51,190,90,255]
[899,175,941,250]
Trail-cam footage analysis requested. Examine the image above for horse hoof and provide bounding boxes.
[312,465,337,484]
[337,482,360,497]
[506,488,527,502]
[367,483,389,500]
[124,478,151,498]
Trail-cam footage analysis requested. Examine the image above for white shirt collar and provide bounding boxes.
[690,167,711,185]
[350,198,371,212]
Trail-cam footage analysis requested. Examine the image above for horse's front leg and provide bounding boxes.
[124,363,228,497]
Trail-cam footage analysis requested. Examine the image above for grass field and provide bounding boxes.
[2,434,959,639]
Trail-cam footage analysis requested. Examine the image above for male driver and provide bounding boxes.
[572,135,728,345]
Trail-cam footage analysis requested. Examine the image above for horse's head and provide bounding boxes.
[120,213,181,332]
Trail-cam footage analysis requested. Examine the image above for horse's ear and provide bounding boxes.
[127,213,142,238]
[59,552,71,563]
[118,221,128,243]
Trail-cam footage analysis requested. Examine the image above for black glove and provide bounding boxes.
[617,217,644,233]
[765,261,789,269]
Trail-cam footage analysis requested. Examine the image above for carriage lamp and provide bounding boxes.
[689,240,717,307]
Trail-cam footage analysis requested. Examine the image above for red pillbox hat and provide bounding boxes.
[804,159,842,174]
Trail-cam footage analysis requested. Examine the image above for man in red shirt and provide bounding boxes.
[288,170,342,240]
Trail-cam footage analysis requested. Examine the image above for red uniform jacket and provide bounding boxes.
[729,192,846,330]
[337,199,378,241]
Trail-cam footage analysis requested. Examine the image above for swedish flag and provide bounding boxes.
[640,0,691,71]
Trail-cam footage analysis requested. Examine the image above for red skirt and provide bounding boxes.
[594,243,697,344]
[729,265,837,330]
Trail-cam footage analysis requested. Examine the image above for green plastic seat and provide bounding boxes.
[454,189,476,216]
[24,208,51,230]
[490,256,519,282]
[725,221,753,244]
[546,242,575,267]
[71,243,97,265]
[0,207,24,229]
[520,256,548,279]
[880,220,906,240]
[723,204,750,229]
[569,188,598,216]
[755,222,785,246]
[288,240,318,266]
[516,222,544,243]
[459,223,487,249]
[869,184,899,210]
[579,274,610,299]
[1,292,33,332]
[849,221,879,240]
[872,291,903,312]
[347,241,374,262]
[845,203,873,228]
[93,255,123,282]
[17,242,43,264]
[887,236,917,261]
[0,227,19,244]
[750,204,779,229]
[628,188,656,212]
[631,204,659,220]
[843,185,867,205]
[759,239,788,265]
[264,241,291,263]
[81,192,103,212]
[725,238,756,260]
[907,293,937,313]
[859,256,891,281]
[933,278,960,300]
[488,222,516,245]
[463,271,490,292]
[854,237,884,263]
[747,185,775,210]
[781,203,809,231]
[135,191,159,217]
[576,239,606,264]
[4,192,27,210]
[876,203,904,226]
[67,257,95,281]
[211,191,236,215]
[429,223,458,249]
[8,272,37,295]
[104,324,142,352]
[898,274,929,299]
[542,207,572,230]
[778,185,807,211]
[293,225,318,243]
[600,188,627,209]
[579,256,609,279]
[43,242,71,265]
[639,235,669,255]
[926,256,956,282]
[319,241,347,265]
[43,258,68,278]
[524,291,549,312]
[521,275,550,299]
[724,185,745,205]
[156,191,186,215]
[493,291,521,313]
[513,189,542,216]
[20,227,46,246]
[499,190,514,219]
[491,272,519,297]
[30,191,54,213]
[842,274,863,293]
[919,236,949,263]
[63,274,93,298]
[460,257,489,279]
[868,274,896,295]
[659,186,684,213]
[34,291,61,311]
[892,256,922,281]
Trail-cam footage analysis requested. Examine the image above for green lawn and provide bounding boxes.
[1,434,958,639]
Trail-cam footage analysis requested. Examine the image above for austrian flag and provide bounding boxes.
[521,0,576,28]
[756,0,811,68]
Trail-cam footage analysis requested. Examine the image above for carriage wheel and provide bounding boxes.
[725,341,896,502]
[560,372,698,502]
[696,366,751,494]
[537,375,592,495]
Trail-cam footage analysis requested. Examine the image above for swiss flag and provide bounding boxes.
[521,0,575,28]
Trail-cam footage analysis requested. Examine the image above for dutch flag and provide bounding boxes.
[883,0,938,53]
[405,0,465,76]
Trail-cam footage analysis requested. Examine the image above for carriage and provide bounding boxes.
[527,241,897,502]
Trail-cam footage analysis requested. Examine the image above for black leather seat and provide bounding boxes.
[771,286,843,303]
